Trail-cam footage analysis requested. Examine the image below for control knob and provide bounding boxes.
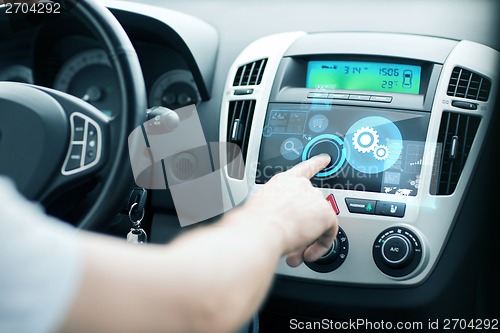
[381,234,413,268]
[373,227,423,278]
[305,226,349,273]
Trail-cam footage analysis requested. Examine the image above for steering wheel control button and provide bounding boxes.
[85,145,97,165]
[305,227,349,273]
[373,227,423,278]
[62,112,102,175]
[302,134,346,177]
[326,194,340,215]
[72,115,86,142]
[345,197,376,215]
[375,201,406,218]
[87,123,98,140]
[381,235,413,267]
[66,144,83,171]
[85,123,99,165]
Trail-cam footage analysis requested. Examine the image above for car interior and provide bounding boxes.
[1,0,499,332]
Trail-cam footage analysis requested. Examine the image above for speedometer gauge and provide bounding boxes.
[53,49,120,117]
[149,69,200,109]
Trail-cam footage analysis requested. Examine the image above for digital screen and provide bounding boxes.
[265,110,307,135]
[257,104,431,196]
[306,61,422,94]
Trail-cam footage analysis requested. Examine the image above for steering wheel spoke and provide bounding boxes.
[35,85,109,176]
[0,83,109,204]
[35,85,112,202]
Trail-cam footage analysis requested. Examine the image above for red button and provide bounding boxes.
[326,194,340,215]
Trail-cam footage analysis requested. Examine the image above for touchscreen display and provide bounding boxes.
[306,61,421,94]
[257,104,430,196]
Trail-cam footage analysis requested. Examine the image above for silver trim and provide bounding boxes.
[61,112,103,176]
[381,234,411,265]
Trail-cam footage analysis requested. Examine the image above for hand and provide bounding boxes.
[243,154,339,267]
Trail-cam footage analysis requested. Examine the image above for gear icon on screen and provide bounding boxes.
[352,127,379,153]
[373,145,390,160]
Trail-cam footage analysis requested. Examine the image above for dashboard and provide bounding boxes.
[122,0,499,326]
[0,5,208,117]
[1,0,499,330]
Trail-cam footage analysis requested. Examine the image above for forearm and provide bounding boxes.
[61,208,287,333]
[60,155,336,333]
[164,209,287,332]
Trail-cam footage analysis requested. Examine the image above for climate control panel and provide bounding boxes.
[302,224,423,278]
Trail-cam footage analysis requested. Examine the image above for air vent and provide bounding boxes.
[233,59,268,86]
[226,100,256,179]
[432,112,481,195]
[447,67,491,101]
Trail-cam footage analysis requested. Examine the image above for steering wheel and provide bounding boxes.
[0,0,147,230]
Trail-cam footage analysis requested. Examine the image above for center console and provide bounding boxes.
[220,32,498,285]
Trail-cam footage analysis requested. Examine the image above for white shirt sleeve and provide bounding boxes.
[0,177,83,333]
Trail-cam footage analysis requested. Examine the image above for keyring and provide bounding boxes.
[128,202,145,227]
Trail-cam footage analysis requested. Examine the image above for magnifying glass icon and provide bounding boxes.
[284,140,300,155]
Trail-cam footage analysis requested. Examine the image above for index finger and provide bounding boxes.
[286,154,331,179]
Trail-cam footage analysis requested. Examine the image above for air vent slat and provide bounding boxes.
[232,59,268,87]
[246,62,256,86]
[431,112,481,195]
[447,67,491,102]
[459,117,471,167]
[226,100,256,179]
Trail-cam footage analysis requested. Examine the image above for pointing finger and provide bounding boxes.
[286,153,331,179]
